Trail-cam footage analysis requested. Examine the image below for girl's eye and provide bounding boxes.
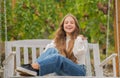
[64,21,75,24]
[70,21,74,24]
[64,21,68,24]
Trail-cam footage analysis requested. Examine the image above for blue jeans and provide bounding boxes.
[36,48,86,76]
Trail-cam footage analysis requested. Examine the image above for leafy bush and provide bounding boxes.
[1,0,115,57]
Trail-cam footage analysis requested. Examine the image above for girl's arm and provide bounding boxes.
[73,36,86,59]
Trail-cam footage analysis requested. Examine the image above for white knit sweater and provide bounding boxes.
[43,36,86,65]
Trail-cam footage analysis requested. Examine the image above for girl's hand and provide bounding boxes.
[79,35,87,40]
[31,63,40,70]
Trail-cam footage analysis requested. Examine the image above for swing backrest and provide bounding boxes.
[4,39,103,78]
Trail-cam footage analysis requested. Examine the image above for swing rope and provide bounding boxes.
[4,0,7,41]
[106,0,111,58]
[3,0,7,69]
[0,0,2,67]
[103,0,111,72]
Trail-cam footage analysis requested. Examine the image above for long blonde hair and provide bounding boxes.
[54,14,80,63]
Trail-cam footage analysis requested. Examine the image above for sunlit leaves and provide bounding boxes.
[2,0,114,50]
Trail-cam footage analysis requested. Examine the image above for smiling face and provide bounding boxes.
[63,16,76,36]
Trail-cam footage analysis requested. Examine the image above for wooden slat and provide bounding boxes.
[32,47,36,63]
[39,47,42,56]
[16,47,20,66]
[24,47,28,64]
[39,46,45,56]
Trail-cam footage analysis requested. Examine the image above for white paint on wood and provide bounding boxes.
[3,39,117,78]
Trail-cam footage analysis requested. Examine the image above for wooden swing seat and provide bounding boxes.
[3,39,117,78]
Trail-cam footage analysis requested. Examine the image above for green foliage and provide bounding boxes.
[1,0,115,57]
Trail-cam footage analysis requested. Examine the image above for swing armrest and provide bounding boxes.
[2,51,16,65]
[99,53,117,67]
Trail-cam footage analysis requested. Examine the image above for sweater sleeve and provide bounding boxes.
[73,36,86,64]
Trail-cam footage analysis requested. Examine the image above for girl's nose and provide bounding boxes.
[67,22,71,25]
